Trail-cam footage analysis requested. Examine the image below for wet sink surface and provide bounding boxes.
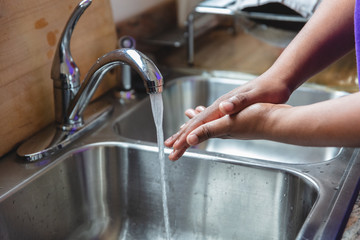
[115,75,346,163]
[0,143,317,240]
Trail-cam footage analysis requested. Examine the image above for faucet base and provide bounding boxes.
[59,118,84,132]
[17,98,113,162]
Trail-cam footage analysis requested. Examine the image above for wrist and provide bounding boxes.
[259,104,293,141]
[253,72,293,104]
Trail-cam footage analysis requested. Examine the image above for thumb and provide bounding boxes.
[186,116,231,146]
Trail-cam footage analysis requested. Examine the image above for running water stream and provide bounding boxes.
[150,93,171,240]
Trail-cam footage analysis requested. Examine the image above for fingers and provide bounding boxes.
[165,130,190,161]
[185,106,206,119]
[168,147,187,161]
[187,116,231,146]
[166,88,252,160]
[219,94,249,115]
[165,105,220,161]
[165,93,250,161]
[164,131,180,147]
[195,106,206,112]
[168,116,231,160]
[165,105,206,152]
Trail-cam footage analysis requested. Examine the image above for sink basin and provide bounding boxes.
[115,75,346,163]
[0,142,318,239]
[0,72,359,240]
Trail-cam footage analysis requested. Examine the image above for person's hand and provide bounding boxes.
[184,103,291,146]
[164,76,292,161]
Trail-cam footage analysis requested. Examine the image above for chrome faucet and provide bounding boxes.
[51,0,162,130]
[58,48,163,131]
[17,0,163,161]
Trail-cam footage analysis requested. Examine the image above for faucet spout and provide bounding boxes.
[63,48,163,129]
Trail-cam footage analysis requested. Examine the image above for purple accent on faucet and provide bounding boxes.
[155,71,162,81]
[66,58,74,76]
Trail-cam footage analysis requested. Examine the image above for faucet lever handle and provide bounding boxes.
[51,0,92,87]
[51,0,92,125]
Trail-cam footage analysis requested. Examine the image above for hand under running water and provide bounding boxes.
[165,0,357,161]
[164,76,292,160]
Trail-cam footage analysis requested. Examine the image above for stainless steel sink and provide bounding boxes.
[0,71,359,240]
[0,143,318,240]
[115,75,347,164]
[0,140,359,240]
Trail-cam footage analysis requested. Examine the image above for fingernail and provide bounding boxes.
[220,100,234,112]
[195,106,205,111]
[165,131,180,142]
[186,109,196,117]
[173,139,181,148]
[187,134,199,146]
[169,149,179,161]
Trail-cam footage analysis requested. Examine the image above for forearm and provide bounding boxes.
[263,0,355,92]
[263,93,360,147]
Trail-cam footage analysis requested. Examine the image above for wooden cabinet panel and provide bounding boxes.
[0,0,117,157]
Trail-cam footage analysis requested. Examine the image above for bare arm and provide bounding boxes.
[165,0,356,161]
[264,0,355,92]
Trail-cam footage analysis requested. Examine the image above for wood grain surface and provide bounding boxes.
[0,0,117,157]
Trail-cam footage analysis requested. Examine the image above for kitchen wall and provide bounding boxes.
[110,0,173,23]
[111,0,178,48]
[109,0,201,27]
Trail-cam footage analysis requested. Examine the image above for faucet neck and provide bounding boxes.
[61,49,163,130]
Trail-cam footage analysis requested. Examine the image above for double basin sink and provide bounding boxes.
[0,71,359,239]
